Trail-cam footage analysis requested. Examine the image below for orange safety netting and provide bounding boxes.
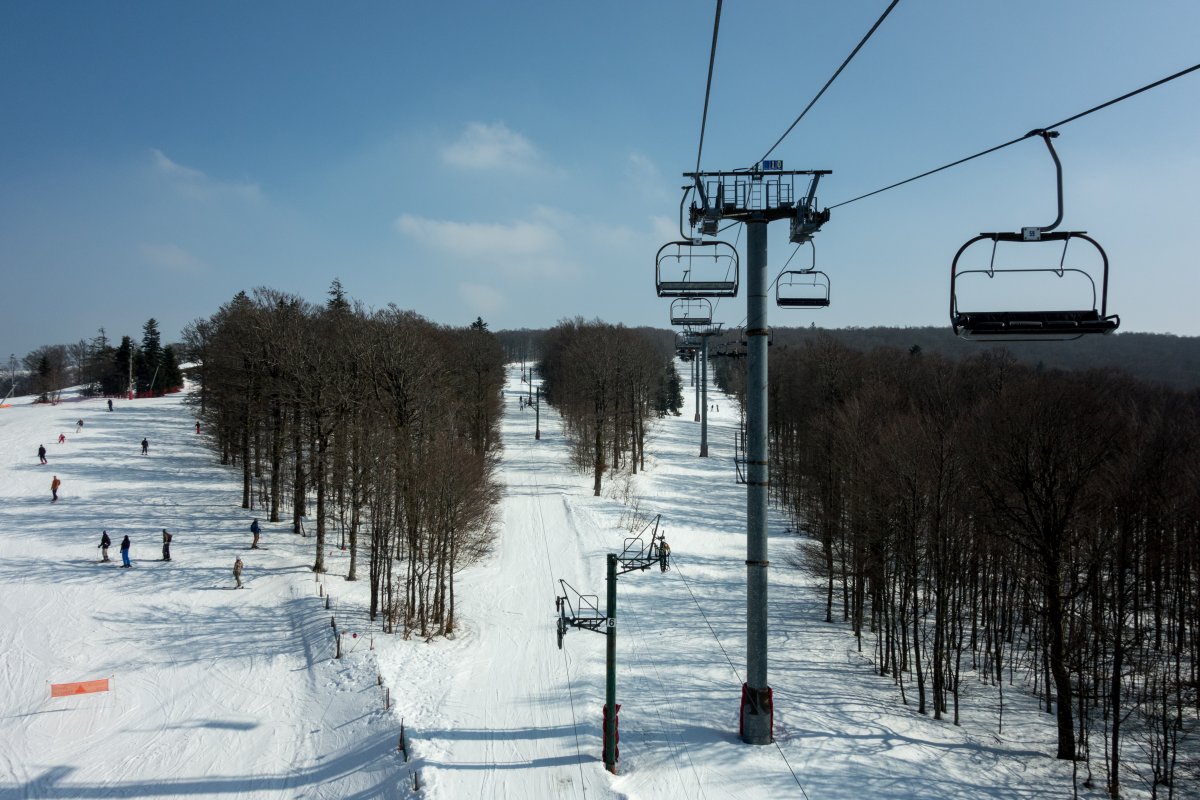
[50,678,110,698]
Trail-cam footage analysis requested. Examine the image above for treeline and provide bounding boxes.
[185,284,504,638]
[13,319,183,402]
[539,319,682,496]
[755,339,1197,796]
[766,326,1200,390]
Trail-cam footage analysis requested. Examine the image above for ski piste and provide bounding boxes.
[0,375,1087,799]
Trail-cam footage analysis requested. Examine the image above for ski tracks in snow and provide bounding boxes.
[418,371,609,799]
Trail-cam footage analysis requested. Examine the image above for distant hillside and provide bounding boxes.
[767,326,1200,390]
[494,324,1200,390]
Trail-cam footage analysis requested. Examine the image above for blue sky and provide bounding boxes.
[2,1,1198,359]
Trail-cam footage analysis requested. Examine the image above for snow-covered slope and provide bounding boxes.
[0,366,1085,799]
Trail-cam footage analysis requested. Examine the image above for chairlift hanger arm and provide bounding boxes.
[1026,130,1063,236]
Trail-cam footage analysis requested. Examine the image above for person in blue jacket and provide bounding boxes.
[250,518,261,549]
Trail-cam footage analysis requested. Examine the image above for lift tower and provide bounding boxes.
[683,164,830,744]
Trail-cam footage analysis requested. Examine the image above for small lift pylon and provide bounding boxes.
[554,515,671,774]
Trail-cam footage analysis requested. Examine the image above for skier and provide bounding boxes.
[107,399,113,412]
[75,419,83,433]
[99,530,111,562]
[250,518,261,549]
[50,475,61,502]
[120,535,132,568]
[58,433,66,444]
[195,421,201,434]
[37,444,47,464]
[233,556,244,589]
[161,529,172,561]
[141,438,149,455]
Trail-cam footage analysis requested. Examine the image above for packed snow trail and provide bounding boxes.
[0,368,1089,799]
[392,367,614,799]
[0,391,407,798]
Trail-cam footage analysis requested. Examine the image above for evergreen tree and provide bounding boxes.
[160,345,184,392]
[470,316,488,331]
[327,278,350,312]
[112,336,137,397]
[138,319,163,395]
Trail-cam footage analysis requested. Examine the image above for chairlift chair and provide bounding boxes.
[950,231,1119,340]
[656,240,740,298]
[949,130,1119,341]
[776,270,831,309]
[670,297,714,327]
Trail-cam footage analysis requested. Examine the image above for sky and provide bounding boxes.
[2,0,1198,359]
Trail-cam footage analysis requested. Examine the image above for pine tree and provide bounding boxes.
[138,319,163,395]
[327,279,350,312]
[112,336,137,397]
[160,345,184,392]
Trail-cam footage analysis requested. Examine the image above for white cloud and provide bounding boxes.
[651,214,680,243]
[458,282,507,315]
[441,122,539,171]
[394,208,577,278]
[625,151,672,205]
[139,242,207,275]
[151,148,206,180]
[150,149,261,200]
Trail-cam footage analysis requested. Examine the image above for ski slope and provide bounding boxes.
[0,365,1087,798]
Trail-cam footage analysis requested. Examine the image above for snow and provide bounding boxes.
[0,366,1096,798]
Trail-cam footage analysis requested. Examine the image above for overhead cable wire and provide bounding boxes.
[756,0,902,166]
[694,0,724,175]
[830,61,1200,209]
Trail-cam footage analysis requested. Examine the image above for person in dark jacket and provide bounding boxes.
[107,399,113,411]
[120,535,132,568]
[141,438,149,455]
[99,530,111,562]
[250,518,261,549]
[161,529,172,561]
[38,444,47,464]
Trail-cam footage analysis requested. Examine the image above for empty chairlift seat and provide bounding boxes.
[950,231,1119,341]
[670,297,714,327]
[656,240,740,298]
[776,270,830,308]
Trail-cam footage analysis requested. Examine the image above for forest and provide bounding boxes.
[537,318,683,497]
[6,319,183,402]
[183,284,505,639]
[712,338,1198,797]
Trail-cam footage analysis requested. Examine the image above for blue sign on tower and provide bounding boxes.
[761,160,784,171]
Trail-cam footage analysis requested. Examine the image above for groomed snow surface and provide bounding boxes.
[1,365,1091,799]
